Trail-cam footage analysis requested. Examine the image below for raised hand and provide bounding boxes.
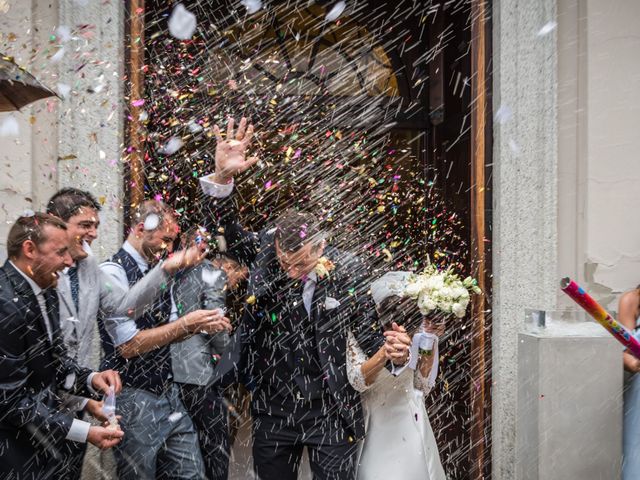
[212,117,259,183]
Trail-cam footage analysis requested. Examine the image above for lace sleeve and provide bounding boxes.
[347,329,371,392]
[414,367,433,396]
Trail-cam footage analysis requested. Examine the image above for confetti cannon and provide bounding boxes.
[560,277,640,359]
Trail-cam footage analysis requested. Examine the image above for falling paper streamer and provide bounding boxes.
[240,0,262,14]
[561,278,640,359]
[494,104,512,125]
[508,138,520,156]
[159,136,183,155]
[537,21,557,37]
[168,3,197,40]
[56,25,72,43]
[57,83,71,98]
[325,1,346,22]
[187,119,203,133]
[143,213,161,231]
[50,47,65,63]
[168,412,184,423]
[82,240,93,256]
[0,116,19,137]
[202,268,222,286]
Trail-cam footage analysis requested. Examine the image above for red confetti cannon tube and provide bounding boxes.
[561,277,640,359]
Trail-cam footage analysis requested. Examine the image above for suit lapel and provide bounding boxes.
[3,261,54,346]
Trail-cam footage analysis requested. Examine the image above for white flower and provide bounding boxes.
[453,287,470,300]
[452,303,466,318]
[440,286,453,299]
[404,281,423,298]
[425,274,444,291]
[418,292,436,314]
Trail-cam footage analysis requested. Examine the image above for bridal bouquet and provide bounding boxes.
[403,264,481,319]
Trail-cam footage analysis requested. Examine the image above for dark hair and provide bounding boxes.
[7,213,67,259]
[274,209,324,252]
[47,188,101,221]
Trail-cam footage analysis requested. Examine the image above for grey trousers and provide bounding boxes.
[113,384,205,479]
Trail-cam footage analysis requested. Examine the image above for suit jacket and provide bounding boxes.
[0,261,95,479]
[57,254,169,409]
[170,261,229,386]
[204,195,385,439]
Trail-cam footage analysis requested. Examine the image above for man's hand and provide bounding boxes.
[180,309,233,335]
[384,322,412,366]
[162,243,207,275]
[212,117,258,183]
[91,370,122,396]
[84,399,108,423]
[87,425,124,449]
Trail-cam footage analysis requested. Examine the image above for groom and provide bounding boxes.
[200,118,410,479]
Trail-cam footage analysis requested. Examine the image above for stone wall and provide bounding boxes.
[492,0,559,478]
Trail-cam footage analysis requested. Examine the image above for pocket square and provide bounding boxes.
[325,297,341,310]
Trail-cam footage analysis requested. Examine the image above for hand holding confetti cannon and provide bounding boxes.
[560,277,640,359]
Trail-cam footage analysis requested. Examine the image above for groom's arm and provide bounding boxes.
[199,177,259,267]
[199,116,260,266]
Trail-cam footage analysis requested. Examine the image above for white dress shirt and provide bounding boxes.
[100,241,149,347]
[9,261,92,443]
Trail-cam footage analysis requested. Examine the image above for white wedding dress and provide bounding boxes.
[347,331,446,480]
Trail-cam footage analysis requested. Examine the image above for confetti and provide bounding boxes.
[240,0,262,14]
[537,21,557,37]
[325,1,346,22]
[159,136,183,155]
[143,213,160,230]
[168,3,197,40]
[0,116,19,137]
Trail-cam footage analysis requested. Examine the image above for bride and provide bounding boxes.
[347,271,446,480]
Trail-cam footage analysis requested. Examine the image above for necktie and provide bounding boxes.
[68,266,80,312]
[302,275,316,316]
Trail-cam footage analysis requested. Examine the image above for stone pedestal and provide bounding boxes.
[516,328,622,480]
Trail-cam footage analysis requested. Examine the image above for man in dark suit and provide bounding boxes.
[200,118,411,480]
[0,213,124,480]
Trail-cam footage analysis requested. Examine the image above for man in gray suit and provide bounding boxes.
[47,188,207,479]
[170,227,248,480]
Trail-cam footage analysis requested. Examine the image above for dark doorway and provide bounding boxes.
[126,1,492,478]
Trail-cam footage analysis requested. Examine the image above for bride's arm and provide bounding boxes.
[347,330,387,391]
[414,320,444,396]
[414,353,436,396]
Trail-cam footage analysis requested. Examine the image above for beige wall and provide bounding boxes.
[0,0,61,259]
[558,0,640,309]
[0,0,124,262]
